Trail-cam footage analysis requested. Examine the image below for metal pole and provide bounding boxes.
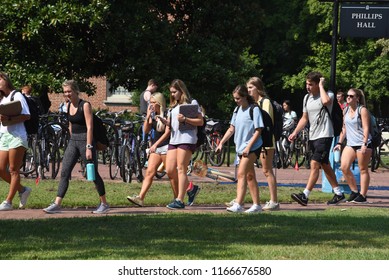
[330,0,340,92]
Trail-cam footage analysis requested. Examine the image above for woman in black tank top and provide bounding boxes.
[42,80,109,214]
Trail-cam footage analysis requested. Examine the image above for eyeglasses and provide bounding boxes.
[347,95,355,98]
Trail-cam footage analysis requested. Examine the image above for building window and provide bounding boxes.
[106,83,133,105]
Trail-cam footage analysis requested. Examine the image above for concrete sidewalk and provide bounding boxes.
[1,163,387,220]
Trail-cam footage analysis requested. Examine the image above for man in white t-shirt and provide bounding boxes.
[288,71,344,206]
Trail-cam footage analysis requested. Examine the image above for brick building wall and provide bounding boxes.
[48,77,139,113]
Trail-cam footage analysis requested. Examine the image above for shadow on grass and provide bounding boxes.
[1,210,389,260]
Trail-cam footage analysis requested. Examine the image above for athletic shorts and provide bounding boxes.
[168,143,197,154]
[309,137,333,164]
[0,132,28,151]
[155,144,168,155]
[238,147,261,160]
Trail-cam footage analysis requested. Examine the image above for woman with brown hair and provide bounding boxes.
[334,88,372,203]
[0,72,32,211]
[163,79,203,209]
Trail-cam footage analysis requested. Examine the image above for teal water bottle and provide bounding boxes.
[86,161,96,181]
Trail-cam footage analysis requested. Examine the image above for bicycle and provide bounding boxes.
[120,119,143,183]
[192,118,226,166]
[100,110,128,180]
[377,121,389,169]
[292,126,311,169]
[35,114,61,180]
[20,134,39,177]
[277,126,295,169]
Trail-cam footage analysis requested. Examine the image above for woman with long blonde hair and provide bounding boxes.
[334,88,372,203]
[127,92,171,206]
[246,77,280,211]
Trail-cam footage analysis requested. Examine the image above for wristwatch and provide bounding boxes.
[86,144,93,149]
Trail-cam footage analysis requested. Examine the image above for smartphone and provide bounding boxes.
[157,115,167,124]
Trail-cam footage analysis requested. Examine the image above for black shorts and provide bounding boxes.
[238,147,261,160]
[309,137,333,164]
[350,143,372,151]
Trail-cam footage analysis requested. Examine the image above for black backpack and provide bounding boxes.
[259,97,283,141]
[196,116,207,147]
[11,91,39,135]
[234,103,273,148]
[304,93,343,137]
[78,100,109,150]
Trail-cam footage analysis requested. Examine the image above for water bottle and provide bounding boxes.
[86,161,96,181]
[334,150,341,163]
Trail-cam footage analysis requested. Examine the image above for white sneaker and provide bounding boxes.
[262,201,280,211]
[225,199,236,207]
[43,203,61,214]
[127,195,144,207]
[93,203,110,214]
[19,186,32,209]
[0,201,12,211]
[245,204,263,213]
[226,202,244,213]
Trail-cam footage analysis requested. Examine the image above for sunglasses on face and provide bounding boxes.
[347,95,355,98]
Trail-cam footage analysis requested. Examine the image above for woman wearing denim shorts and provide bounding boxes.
[0,72,32,211]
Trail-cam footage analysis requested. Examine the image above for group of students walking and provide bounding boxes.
[0,71,372,213]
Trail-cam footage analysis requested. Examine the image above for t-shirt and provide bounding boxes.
[283,111,297,130]
[303,91,334,141]
[231,104,264,155]
[139,90,151,115]
[169,100,202,145]
[0,90,30,139]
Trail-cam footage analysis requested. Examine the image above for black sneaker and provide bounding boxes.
[327,193,346,205]
[291,192,308,206]
[187,185,200,206]
[352,194,367,204]
[346,191,360,202]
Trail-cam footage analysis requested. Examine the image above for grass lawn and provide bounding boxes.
[0,179,388,260]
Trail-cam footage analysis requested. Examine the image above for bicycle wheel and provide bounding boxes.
[278,136,291,169]
[20,135,39,177]
[109,144,120,180]
[207,133,225,167]
[136,123,149,168]
[370,145,380,171]
[379,139,389,169]
[48,137,61,179]
[121,145,134,183]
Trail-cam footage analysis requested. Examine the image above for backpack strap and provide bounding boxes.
[303,94,309,110]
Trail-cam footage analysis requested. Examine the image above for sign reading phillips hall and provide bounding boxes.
[340,3,389,38]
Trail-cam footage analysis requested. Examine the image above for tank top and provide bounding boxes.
[68,100,87,134]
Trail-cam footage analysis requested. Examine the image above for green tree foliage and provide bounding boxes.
[1,0,387,117]
[0,0,110,95]
[281,0,389,115]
